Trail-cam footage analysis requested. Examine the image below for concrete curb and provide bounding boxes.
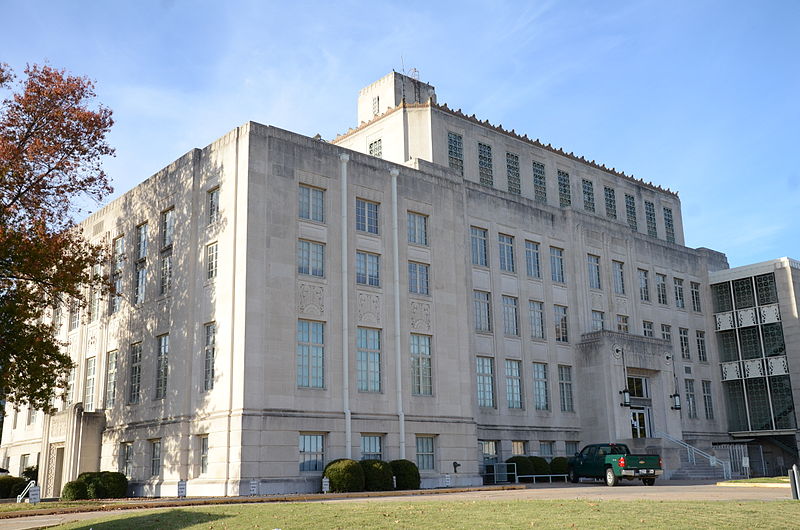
[716,482,790,488]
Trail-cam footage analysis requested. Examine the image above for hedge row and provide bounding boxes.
[503,456,569,482]
[61,471,128,500]
[322,459,420,493]
[0,475,28,498]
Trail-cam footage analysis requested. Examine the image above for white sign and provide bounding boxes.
[444,474,451,487]
[742,456,750,468]
[177,480,186,498]
[249,480,258,496]
[28,486,40,505]
[322,477,330,494]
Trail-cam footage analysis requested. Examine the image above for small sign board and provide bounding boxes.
[322,477,330,494]
[742,456,750,468]
[177,480,187,498]
[444,474,451,487]
[249,480,258,496]
[28,486,40,505]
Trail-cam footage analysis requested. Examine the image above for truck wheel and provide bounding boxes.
[605,467,618,487]
[568,468,579,483]
[642,478,656,486]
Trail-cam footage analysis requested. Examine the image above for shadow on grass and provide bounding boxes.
[69,508,231,529]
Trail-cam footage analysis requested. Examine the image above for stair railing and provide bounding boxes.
[654,431,732,480]
[16,480,36,503]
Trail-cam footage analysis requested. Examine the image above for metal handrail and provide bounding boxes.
[16,480,35,503]
[655,431,732,479]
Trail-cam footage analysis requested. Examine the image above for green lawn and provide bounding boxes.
[725,477,790,484]
[0,500,122,513]
[57,500,800,529]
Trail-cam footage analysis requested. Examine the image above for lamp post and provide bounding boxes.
[665,354,681,410]
[613,344,631,407]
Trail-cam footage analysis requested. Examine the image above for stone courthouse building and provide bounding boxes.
[1,72,796,496]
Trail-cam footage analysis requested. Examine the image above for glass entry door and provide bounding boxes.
[630,408,649,438]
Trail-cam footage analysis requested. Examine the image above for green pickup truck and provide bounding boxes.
[568,443,663,486]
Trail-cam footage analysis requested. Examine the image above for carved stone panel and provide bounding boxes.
[759,304,781,324]
[715,312,735,331]
[409,301,432,332]
[767,356,789,376]
[737,308,757,328]
[743,359,765,378]
[297,282,325,316]
[358,292,381,325]
[721,361,741,381]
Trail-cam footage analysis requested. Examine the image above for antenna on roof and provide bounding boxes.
[408,67,420,81]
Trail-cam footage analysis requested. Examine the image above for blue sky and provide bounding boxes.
[3,0,798,267]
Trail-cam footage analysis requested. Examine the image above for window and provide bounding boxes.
[566,441,579,456]
[128,343,142,404]
[476,357,495,408]
[625,194,637,231]
[19,454,29,475]
[613,261,626,295]
[299,184,324,223]
[502,296,519,336]
[533,362,549,410]
[299,434,324,471]
[702,380,714,420]
[136,223,148,259]
[604,187,617,219]
[557,170,571,207]
[505,359,523,409]
[206,242,218,279]
[474,291,492,332]
[26,407,35,426]
[617,315,629,333]
[478,142,493,186]
[410,334,432,396]
[525,241,541,278]
[110,236,124,314]
[356,251,380,287]
[356,328,381,392]
[512,441,527,456]
[200,436,209,475]
[685,379,697,419]
[161,208,175,248]
[591,310,605,332]
[674,278,685,309]
[696,331,707,362]
[733,278,755,309]
[208,187,220,225]
[407,212,428,245]
[558,365,574,412]
[582,179,595,212]
[538,441,554,458]
[368,139,382,158]
[355,198,379,234]
[664,207,675,243]
[204,323,216,391]
[121,443,133,477]
[529,301,545,339]
[550,247,565,283]
[656,273,668,304]
[690,282,702,312]
[416,435,435,470]
[554,305,568,342]
[678,328,690,359]
[448,132,464,176]
[372,96,379,115]
[155,334,169,400]
[150,440,162,477]
[65,366,76,404]
[711,282,734,312]
[638,269,650,302]
[643,321,654,337]
[661,324,672,343]
[361,435,383,460]
[498,234,515,273]
[645,201,657,237]
[134,261,147,304]
[408,262,430,295]
[159,251,172,294]
[297,320,324,389]
[532,161,547,204]
[297,240,325,277]
[68,300,80,330]
[84,357,96,412]
[471,227,488,267]
[480,440,499,465]
[506,152,521,195]
[105,350,118,408]
[587,255,601,290]
[755,273,778,305]
[89,265,101,321]
[628,376,649,398]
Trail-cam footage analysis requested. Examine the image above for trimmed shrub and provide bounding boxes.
[21,465,38,483]
[529,456,551,476]
[61,480,89,501]
[359,459,393,491]
[74,471,128,499]
[550,457,569,475]
[0,476,27,498]
[323,459,365,493]
[389,459,420,490]
[322,458,347,475]
[10,480,28,497]
[506,456,535,482]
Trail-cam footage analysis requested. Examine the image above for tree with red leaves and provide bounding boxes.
[0,63,114,412]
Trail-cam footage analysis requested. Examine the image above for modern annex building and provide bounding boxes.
[1,72,795,496]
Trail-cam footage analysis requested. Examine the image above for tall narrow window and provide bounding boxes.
[582,179,595,212]
[89,265,101,321]
[587,255,601,290]
[68,299,80,330]
[525,241,541,278]
[474,291,492,332]
[471,227,488,267]
[134,261,146,305]
[679,328,690,359]
[410,334,432,396]
[155,334,169,400]
[298,185,324,223]
[664,207,675,243]
[105,350,118,408]
[625,194,637,231]
[110,235,124,314]
[207,242,218,279]
[84,357,96,412]
[604,187,617,219]
[498,234,515,273]
[150,439,162,477]
[696,331,707,362]
[557,170,571,207]
[554,305,568,342]
[361,435,383,460]
[558,365,574,412]
[674,278,685,309]
[661,324,672,343]
[639,269,650,302]
[204,323,217,391]
[136,223,148,259]
[447,132,464,176]
[527,300,545,339]
[502,296,519,336]
[613,261,626,295]
[200,436,209,474]
[506,152,521,195]
[161,208,175,248]
[65,367,76,404]
[702,380,714,419]
[656,273,668,304]
[297,320,324,389]
[208,187,220,225]
[416,435,435,470]
[478,143,493,186]
[690,282,702,312]
[408,262,429,295]
[532,161,547,204]
[128,343,142,404]
[299,434,324,471]
[532,362,549,410]
[591,310,605,331]
[617,314,629,333]
[355,198,379,234]
[505,359,523,409]
[550,247,565,283]
[644,201,657,237]
[356,328,381,392]
[356,251,380,287]
[297,240,325,277]
[368,139,382,158]
[643,321,654,337]
[407,212,428,245]
[121,443,133,477]
[159,251,172,294]
[476,357,495,408]
[685,379,697,419]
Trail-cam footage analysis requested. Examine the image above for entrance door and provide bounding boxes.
[630,409,649,438]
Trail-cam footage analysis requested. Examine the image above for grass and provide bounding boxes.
[56,499,800,529]
[725,476,790,484]
[0,500,124,513]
